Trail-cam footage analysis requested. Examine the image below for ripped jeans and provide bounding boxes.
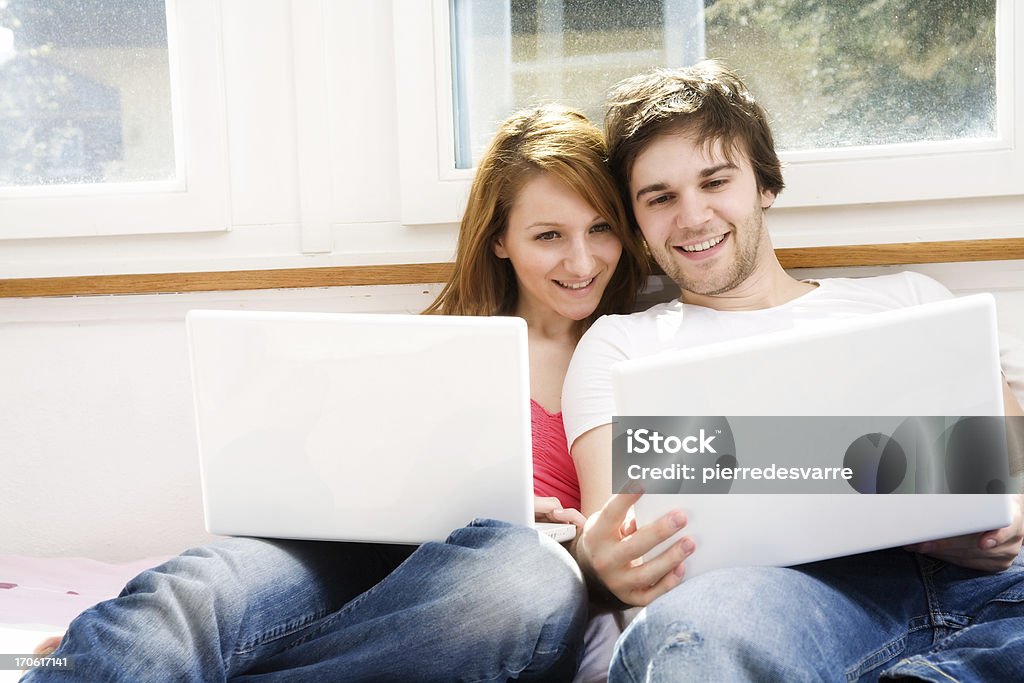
[610,548,1024,682]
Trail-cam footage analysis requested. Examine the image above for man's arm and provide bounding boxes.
[570,424,694,607]
[905,379,1024,571]
[573,424,612,518]
[1004,379,1024,476]
[562,313,694,605]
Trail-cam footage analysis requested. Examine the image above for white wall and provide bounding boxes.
[2,261,1023,562]
[0,284,442,561]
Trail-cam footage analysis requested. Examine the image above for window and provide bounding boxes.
[0,0,229,239]
[452,0,996,166]
[706,1,997,153]
[451,0,705,168]
[0,0,176,187]
[395,0,1023,241]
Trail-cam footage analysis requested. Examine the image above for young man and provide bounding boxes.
[563,61,1024,681]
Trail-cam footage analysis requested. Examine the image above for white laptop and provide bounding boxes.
[613,294,1014,578]
[186,310,574,545]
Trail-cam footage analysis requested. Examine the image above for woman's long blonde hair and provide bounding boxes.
[424,104,648,334]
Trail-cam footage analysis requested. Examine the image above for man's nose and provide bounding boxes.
[675,190,713,229]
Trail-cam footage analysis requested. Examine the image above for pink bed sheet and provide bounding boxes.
[0,555,171,627]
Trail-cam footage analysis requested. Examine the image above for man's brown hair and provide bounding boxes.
[605,60,784,205]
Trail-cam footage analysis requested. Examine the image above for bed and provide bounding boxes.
[0,555,170,683]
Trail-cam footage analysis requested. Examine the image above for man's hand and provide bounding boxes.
[534,496,586,529]
[905,493,1024,572]
[574,490,695,606]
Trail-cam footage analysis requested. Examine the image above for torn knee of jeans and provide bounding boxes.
[654,620,703,656]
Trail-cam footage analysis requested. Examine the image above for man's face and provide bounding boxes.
[628,133,776,298]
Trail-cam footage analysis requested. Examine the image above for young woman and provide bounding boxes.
[24,105,648,682]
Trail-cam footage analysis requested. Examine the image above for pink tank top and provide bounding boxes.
[531,400,582,511]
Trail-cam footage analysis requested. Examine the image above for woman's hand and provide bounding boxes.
[574,490,695,606]
[905,493,1024,572]
[534,496,586,530]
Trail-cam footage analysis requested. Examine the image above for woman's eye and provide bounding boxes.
[536,231,559,241]
[590,222,612,233]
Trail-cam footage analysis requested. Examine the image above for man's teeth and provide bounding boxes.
[556,277,594,290]
[680,234,726,252]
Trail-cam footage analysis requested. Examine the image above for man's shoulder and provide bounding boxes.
[630,297,684,318]
[816,271,952,307]
[590,299,683,331]
[574,300,684,361]
[818,270,936,291]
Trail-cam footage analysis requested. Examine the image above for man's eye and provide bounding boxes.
[705,179,728,189]
[649,194,671,206]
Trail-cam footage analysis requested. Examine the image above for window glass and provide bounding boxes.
[451,0,997,168]
[0,0,175,187]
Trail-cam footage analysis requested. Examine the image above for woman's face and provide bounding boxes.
[495,172,623,324]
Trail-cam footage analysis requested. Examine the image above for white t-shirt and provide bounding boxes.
[563,272,1023,450]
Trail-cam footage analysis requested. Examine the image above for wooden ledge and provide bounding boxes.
[777,238,1024,269]
[2,239,1024,298]
[0,263,455,298]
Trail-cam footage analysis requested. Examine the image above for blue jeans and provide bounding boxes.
[23,520,588,682]
[610,548,1024,682]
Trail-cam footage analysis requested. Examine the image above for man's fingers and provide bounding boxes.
[904,496,1023,570]
[621,516,638,537]
[589,491,644,535]
[978,529,1004,550]
[918,546,1017,573]
[923,526,1020,554]
[618,508,688,561]
[601,539,691,607]
[596,508,686,574]
[978,514,1024,549]
[581,497,695,607]
[907,531,977,554]
[627,554,689,606]
[623,538,694,591]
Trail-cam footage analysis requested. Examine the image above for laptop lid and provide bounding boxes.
[186,310,534,544]
[614,294,1013,577]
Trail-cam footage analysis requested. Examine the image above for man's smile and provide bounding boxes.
[673,232,730,259]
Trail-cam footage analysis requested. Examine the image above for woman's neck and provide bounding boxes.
[517,305,578,414]
[515,302,578,342]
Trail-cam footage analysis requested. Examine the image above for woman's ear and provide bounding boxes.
[493,236,510,259]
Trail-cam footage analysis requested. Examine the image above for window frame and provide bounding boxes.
[0,0,231,240]
[393,0,1024,244]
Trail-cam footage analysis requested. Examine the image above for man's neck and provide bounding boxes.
[679,258,815,312]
